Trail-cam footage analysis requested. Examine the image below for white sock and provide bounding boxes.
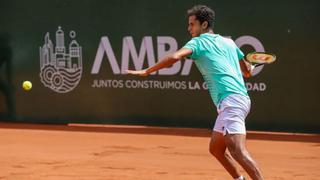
[234,175,245,180]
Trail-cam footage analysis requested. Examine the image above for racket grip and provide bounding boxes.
[249,64,255,75]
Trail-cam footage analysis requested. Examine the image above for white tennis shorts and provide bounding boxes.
[213,94,251,135]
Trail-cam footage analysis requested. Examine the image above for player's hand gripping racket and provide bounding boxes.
[245,52,276,68]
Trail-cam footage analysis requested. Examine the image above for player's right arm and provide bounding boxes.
[239,59,254,78]
[126,48,192,76]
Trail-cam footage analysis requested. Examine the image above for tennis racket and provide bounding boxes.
[245,52,276,67]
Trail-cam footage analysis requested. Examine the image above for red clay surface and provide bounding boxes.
[0,123,319,180]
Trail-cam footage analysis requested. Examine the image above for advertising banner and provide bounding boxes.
[0,0,319,132]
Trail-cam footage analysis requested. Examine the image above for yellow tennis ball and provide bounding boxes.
[22,81,32,91]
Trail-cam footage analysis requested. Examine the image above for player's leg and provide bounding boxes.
[224,133,263,180]
[209,131,242,179]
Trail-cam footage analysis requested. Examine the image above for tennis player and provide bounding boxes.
[126,5,263,180]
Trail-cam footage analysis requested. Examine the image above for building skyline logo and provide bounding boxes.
[39,26,82,93]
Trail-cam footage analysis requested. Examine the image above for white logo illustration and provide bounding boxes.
[39,26,82,93]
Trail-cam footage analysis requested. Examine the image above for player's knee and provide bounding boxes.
[209,146,224,158]
[208,146,216,156]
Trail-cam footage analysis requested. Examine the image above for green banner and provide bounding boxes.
[0,0,319,133]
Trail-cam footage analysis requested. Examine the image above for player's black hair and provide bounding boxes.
[187,5,215,29]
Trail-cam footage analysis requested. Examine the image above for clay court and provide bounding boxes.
[0,123,319,180]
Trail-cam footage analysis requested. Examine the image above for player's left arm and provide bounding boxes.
[126,48,192,76]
